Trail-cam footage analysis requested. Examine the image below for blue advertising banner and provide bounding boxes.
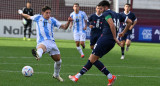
[86,25,160,43]
[132,25,160,43]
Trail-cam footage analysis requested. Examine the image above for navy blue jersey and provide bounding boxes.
[120,11,137,34]
[88,13,103,36]
[102,10,126,39]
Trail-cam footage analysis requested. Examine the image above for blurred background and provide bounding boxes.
[0,0,160,43]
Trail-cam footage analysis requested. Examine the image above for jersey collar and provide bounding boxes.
[96,13,102,17]
[124,11,130,15]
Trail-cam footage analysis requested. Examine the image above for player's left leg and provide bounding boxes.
[126,34,131,51]
[51,54,63,82]
[49,41,63,82]
[80,33,86,49]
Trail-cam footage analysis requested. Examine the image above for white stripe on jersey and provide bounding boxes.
[70,11,88,34]
[30,14,62,44]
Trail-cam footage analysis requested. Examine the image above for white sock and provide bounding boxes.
[107,73,112,79]
[77,47,84,55]
[75,73,81,79]
[54,59,62,77]
[37,48,43,58]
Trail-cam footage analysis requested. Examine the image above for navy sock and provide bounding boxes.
[121,47,124,55]
[80,60,93,75]
[93,60,110,76]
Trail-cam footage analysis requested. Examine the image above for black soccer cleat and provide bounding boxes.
[32,49,40,61]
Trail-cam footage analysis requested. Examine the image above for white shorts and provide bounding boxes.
[36,40,60,56]
[73,33,86,41]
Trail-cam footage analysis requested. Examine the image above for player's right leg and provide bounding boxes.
[32,44,46,60]
[27,22,32,41]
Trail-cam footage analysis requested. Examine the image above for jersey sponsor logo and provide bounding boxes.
[139,27,152,41]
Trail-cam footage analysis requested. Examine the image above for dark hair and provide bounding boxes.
[73,3,79,6]
[98,0,110,7]
[125,3,131,6]
[27,1,31,4]
[42,6,51,12]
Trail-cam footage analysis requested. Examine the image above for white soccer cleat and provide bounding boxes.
[32,49,40,61]
[120,55,125,60]
[126,47,129,51]
[53,74,64,82]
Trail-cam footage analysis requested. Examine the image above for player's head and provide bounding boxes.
[96,5,103,15]
[41,6,51,20]
[26,1,31,8]
[124,3,131,12]
[73,3,80,13]
[98,1,110,12]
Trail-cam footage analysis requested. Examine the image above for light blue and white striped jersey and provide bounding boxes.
[70,11,88,34]
[30,14,62,44]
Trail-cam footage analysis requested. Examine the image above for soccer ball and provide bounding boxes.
[22,66,34,77]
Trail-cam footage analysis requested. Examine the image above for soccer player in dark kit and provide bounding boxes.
[69,1,132,86]
[22,2,33,41]
[88,5,104,50]
[120,3,137,59]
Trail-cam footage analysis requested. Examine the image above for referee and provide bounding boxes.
[22,2,33,41]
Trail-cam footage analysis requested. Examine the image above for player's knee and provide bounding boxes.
[55,59,62,65]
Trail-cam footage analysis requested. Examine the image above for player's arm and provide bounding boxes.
[105,15,122,47]
[119,18,132,37]
[18,10,31,20]
[69,21,73,29]
[83,20,87,30]
[129,19,137,30]
[88,15,93,29]
[60,17,73,30]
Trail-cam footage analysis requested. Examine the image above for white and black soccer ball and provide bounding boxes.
[22,66,34,77]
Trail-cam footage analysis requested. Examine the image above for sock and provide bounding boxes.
[79,60,93,77]
[75,73,81,79]
[77,47,84,55]
[121,47,124,55]
[54,59,62,77]
[93,60,111,78]
[37,48,43,58]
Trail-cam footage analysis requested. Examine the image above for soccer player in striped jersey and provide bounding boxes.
[68,1,132,86]
[18,6,73,82]
[70,3,88,58]
[88,5,104,50]
[119,3,137,59]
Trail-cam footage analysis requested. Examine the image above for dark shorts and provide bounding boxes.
[92,35,115,58]
[120,34,131,41]
[24,21,32,29]
[90,35,101,46]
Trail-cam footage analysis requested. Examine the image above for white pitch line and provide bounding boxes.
[0,70,159,78]
[0,62,160,70]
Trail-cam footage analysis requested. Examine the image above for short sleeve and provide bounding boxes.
[132,13,137,21]
[82,11,88,20]
[118,13,127,23]
[30,14,41,22]
[51,17,62,29]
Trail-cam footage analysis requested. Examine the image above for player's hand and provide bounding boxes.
[68,17,73,22]
[114,38,122,47]
[119,32,125,37]
[83,26,87,30]
[18,9,23,15]
[89,25,94,29]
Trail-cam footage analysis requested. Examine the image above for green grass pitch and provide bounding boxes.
[0,37,160,86]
